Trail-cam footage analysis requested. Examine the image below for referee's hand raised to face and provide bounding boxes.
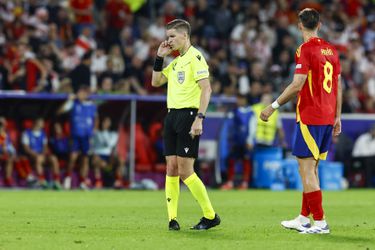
[157,41,173,57]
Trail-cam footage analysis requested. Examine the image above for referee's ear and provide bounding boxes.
[183,31,189,39]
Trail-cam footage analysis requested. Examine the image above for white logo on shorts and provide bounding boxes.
[184,147,189,153]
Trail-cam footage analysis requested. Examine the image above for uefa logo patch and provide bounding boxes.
[177,71,185,84]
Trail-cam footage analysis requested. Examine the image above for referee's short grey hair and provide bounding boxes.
[166,19,191,36]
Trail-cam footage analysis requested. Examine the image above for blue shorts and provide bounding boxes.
[71,136,90,155]
[292,122,333,160]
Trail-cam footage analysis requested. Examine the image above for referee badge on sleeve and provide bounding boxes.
[177,71,185,84]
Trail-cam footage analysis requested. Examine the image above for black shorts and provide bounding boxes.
[229,144,251,160]
[163,108,199,158]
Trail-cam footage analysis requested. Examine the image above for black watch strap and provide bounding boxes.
[196,112,206,119]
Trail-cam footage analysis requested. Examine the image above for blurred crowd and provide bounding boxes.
[0,0,374,112]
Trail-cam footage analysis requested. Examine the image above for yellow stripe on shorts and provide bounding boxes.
[319,151,328,160]
[299,122,320,160]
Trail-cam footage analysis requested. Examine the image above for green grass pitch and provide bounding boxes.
[0,189,374,250]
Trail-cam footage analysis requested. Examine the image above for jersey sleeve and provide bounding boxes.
[295,45,310,75]
[191,53,209,82]
[336,55,341,75]
[21,132,29,146]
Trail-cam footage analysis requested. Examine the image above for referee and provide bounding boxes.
[151,19,220,231]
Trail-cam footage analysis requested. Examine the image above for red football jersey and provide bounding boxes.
[294,37,341,125]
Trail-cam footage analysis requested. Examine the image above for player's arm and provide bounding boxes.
[246,115,257,150]
[275,74,307,107]
[151,41,172,87]
[197,78,212,116]
[21,133,37,158]
[333,74,342,136]
[43,137,48,155]
[190,78,212,137]
[260,74,307,122]
[151,67,168,87]
[57,94,75,115]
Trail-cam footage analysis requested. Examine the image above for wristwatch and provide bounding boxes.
[196,112,206,119]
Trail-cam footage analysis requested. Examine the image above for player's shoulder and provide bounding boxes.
[296,42,311,58]
[189,46,206,61]
[297,38,337,57]
[318,38,336,48]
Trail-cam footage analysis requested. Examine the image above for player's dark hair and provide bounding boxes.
[166,19,191,36]
[298,8,320,30]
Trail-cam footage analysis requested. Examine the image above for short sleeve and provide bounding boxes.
[21,132,29,146]
[191,53,209,82]
[336,56,341,75]
[295,45,310,75]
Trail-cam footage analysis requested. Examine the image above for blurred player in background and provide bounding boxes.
[151,19,220,230]
[92,116,119,189]
[250,93,286,149]
[260,8,342,234]
[221,94,253,190]
[21,118,61,189]
[0,117,16,187]
[59,86,97,189]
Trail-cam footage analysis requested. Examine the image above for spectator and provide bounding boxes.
[104,0,131,46]
[91,46,107,77]
[108,44,125,77]
[75,26,97,58]
[69,50,92,93]
[61,42,80,73]
[69,0,94,37]
[0,0,372,105]
[148,16,166,42]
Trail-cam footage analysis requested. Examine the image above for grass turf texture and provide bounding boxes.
[0,190,374,250]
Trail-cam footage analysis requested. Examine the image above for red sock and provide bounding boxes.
[242,159,251,182]
[227,159,236,181]
[305,190,324,220]
[300,192,310,217]
[14,160,27,179]
[38,174,45,181]
[115,172,122,180]
[53,174,60,182]
[21,159,33,175]
[4,177,13,186]
[65,171,72,178]
[79,176,85,183]
[115,177,122,183]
